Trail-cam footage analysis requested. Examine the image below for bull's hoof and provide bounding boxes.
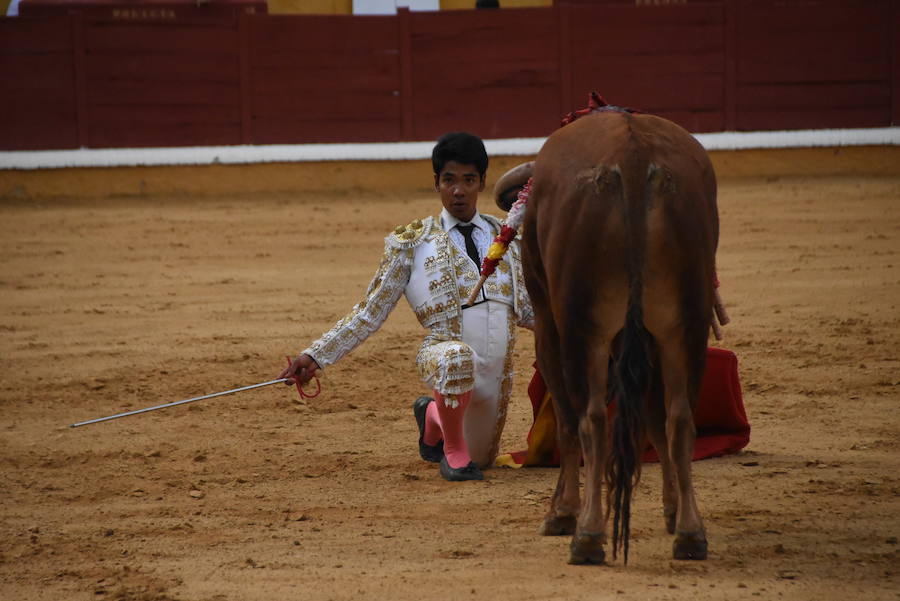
[568,533,606,565]
[664,506,677,535]
[673,531,708,560]
[539,514,577,536]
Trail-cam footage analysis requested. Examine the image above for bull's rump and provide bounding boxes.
[527,111,718,344]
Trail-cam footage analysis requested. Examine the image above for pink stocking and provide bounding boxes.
[423,401,443,447]
[431,390,472,469]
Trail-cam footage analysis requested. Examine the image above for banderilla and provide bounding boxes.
[70,358,321,428]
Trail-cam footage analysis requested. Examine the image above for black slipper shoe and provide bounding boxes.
[439,456,484,482]
[413,396,444,463]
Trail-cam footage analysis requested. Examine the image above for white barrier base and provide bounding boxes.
[1,127,898,171]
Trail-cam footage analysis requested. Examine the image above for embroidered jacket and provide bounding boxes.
[302,213,533,376]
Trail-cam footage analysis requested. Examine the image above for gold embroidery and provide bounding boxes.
[450,245,468,266]
[389,218,428,247]
[428,272,455,295]
[390,265,405,281]
[415,300,456,324]
[416,340,474,395]
[304,241,409,366]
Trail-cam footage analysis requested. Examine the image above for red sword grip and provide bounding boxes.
[285,356,321,399]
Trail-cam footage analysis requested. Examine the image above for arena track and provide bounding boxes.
[1,150,898,600]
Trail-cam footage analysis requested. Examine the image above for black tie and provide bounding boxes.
[457,224,481,267]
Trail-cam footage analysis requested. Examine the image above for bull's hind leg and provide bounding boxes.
[644,363,678,534]
[540,408,580,537]
[535,322,580,537]
[568,341,611,565]
[657,338,708,560]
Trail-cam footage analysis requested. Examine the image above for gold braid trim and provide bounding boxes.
[486,307,518,465]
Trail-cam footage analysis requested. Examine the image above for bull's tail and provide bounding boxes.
[606,163,656,564]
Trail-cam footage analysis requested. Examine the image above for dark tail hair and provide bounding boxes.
[606,163,655,564]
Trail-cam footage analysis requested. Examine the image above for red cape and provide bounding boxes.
[497,347,750,467]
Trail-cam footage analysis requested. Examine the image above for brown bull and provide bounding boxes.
[520,109,718,564]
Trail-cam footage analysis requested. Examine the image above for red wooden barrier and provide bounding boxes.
[19,0,266,19]
[0,1,897,151]
[0,16,78,150]
[563,2,727,133]
[408,7,560,140]
[15,0,262,149]
[82,11,243,147]
[735,0,893,130]
[248,14,401,144]
[893,0,900,126]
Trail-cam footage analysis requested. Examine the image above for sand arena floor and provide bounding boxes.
[1,150,898,600]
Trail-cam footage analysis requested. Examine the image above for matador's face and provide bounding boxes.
[435,160,485,223]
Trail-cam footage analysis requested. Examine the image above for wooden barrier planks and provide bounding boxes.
[82,16,242,147]
[892,0,900,126]
[1,2,897,151]
[565,2,727,133]
[0,16,78,150]
[735,0,893,130]
[409,8,560,140]
[248,14,401,143]
[19,0,267,19]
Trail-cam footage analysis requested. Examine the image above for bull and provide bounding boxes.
[506,104,718,564]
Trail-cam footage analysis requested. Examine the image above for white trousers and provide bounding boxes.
[460,301,511,467]
[415,301,514,467]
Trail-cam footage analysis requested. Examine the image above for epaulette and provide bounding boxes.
[481,213,521,239]
[481,213,502,231]
[386,217,433,249]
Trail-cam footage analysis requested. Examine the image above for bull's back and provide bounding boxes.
[527,111,717,332]
[533,110,715,235]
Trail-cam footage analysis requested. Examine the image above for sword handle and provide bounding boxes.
[285,356,321,399]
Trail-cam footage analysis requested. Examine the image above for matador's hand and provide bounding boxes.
[278,353,321,385]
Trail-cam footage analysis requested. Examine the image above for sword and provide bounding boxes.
[69,378,293,428]
[70,358,322,428]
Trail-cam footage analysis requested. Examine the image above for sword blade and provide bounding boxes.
[69,378,292,428]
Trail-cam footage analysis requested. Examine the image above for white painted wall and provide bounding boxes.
[1,128,898,170]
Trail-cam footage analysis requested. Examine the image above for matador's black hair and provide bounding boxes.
[431,132,488,179]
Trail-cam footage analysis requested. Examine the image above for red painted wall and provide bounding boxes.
[407,8,561,140]
[0,17,79,149]
[564,2,728,133]
[83,12,244,147]
[0,0,896,151]
[249,14,402,144]
[734,0,893,130]
[890,0,899,126]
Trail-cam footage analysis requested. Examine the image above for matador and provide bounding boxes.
[280,132,533,482]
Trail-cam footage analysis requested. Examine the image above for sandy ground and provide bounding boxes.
[1,155,899,601]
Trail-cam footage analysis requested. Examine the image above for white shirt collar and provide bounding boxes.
[440,208,487,233]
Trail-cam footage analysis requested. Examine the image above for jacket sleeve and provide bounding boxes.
[302,242,412,368]
[511,240,535,330]
[516,291,535,331]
